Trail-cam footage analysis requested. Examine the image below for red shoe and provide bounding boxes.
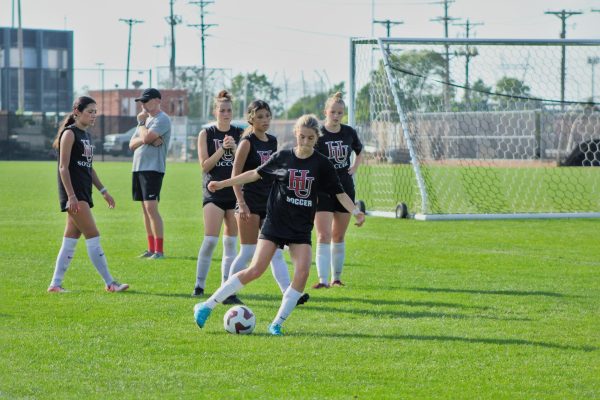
[330,280,345,287]
[311,282,330,289]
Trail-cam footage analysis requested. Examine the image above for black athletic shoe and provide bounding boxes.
[192,286,204,297]
[296,292,310,306]
[222,295,244,305]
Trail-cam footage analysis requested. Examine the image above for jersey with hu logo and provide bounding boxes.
[316,124,363,181]
[203,125,242,202]
[240,132,277,199]
[57,124,94,203]
[257,149,344,241]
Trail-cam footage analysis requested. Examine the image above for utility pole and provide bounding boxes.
[545,9,582,108]
[189,0,216,121]
[17,0,24,112]
[96,62,105,161]
[166,0,182,88]
[453,19,483,105]
[431,0,460,110]
[119,18,144,89]
[588,57,600,101]
[373,19,404,39]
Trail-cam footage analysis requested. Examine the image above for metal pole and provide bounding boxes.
[17,0,24,111]
[119,19,144,89]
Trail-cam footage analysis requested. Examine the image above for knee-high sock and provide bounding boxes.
[195,236,218,288]
[316,243,331,284]
[221,235,238,283]
[50,237,78,287]
[331,242,346,281]
[229,244,256,277]
[85,236,114,285]
[272,286,302,326]
[205,276,244,309]
[270,248,290,293]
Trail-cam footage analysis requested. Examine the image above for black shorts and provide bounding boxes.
[239,191,268,220]
[317,185,355,213]
[203,199,237,211]
[60,189,93,212]
[132,171,164,201]
[259,233,312,249]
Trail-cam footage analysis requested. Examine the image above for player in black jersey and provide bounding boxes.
[47,96,128,293]
[193,90,242,297]
[226,100,307,306]
[193,114,365,336]
[313,92,364,289]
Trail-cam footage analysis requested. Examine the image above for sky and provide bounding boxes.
[1,0,600,100]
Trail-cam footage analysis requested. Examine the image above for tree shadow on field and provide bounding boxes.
[302,304,530,322]
[409,287,569,298]
[289,332,597,352]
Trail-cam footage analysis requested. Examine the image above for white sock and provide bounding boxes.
[316,243,331,284]
[205,276,244,309]
[221,235,238,283]
[85,236,114,285]
[272,286,302,326]
[229,244,256,277]
[195,236,218,288]
[331,242,346,281]
[50,237,78,287]
[270,248,290,293]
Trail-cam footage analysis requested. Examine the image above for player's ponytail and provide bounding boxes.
[324,91,345,112]
[52,96,96,149]
[243,99,272,137]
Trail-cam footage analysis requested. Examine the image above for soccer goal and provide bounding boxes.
[349,38,600,220]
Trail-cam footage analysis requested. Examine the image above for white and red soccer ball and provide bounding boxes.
[223,305,256,334]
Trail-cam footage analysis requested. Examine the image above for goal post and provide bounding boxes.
[349,37,600,220]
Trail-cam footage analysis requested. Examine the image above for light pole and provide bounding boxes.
[588,56,600,102]
[96,62,105,160]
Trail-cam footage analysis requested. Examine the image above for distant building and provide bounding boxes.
[88,88,189,117]
[0,27,73,112]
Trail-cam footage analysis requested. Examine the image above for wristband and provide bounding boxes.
[100,187,108,194]
[138,120,145,127]
[352,208,362,216]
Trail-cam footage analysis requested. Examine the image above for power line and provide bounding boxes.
[119,18,144,89]
[373,19,404,38]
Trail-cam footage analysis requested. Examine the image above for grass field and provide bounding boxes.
[1,161,599,399]
[356,163,600,215]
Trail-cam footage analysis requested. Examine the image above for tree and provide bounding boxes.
[286,82,345,120]
[468,79,492,110]
[230,72,283,118]
[494,76,531,109]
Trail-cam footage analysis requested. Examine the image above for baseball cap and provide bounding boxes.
[135,88,162,102]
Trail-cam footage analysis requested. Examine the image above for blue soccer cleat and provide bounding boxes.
[268,323,283,336]
[193,302,212,328]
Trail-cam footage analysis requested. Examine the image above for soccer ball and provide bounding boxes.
[223,305,256,334]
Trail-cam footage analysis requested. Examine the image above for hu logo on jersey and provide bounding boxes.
[287,169,314,199]
[81,139,93,163]
[257,150,272,165]
[213,139,234,163]
[326,141,349,165]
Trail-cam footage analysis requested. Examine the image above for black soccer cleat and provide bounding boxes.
[222,295,244,305]
[296,293,310,306]
[192,286,204,297]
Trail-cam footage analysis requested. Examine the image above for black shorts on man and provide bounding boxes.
[132,171,164,201]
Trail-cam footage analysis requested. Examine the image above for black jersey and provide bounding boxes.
[257,149,344,241]
[241,133,277,200]
[57,125,94,210]
[202,125,243,203]
[316,124,363,186]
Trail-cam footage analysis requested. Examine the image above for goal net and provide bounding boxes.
[349,38,600,220]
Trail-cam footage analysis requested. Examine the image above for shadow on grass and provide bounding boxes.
[287,332,597,352]
[409,287,568,297]
[240,293,491,310]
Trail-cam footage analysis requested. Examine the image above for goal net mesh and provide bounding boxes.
[350,38,600,218]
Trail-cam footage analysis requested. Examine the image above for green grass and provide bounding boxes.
[356,163,600,214]
[1,161,599,399]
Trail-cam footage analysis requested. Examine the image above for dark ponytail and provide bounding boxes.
[52,96,96,149]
